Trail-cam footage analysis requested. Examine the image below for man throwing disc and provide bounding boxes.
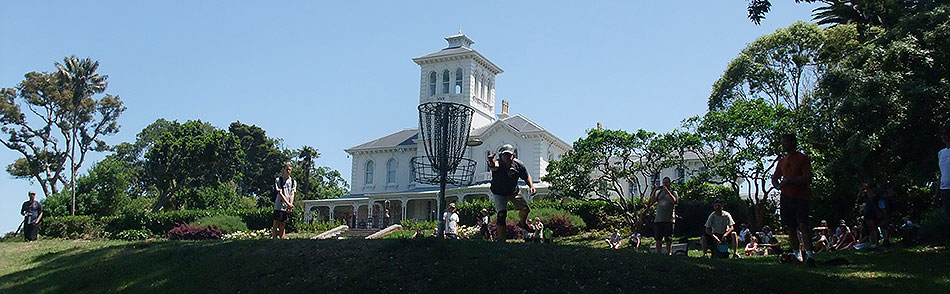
[488,144,536,241]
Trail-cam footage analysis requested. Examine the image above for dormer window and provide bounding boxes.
[429,72,437,96]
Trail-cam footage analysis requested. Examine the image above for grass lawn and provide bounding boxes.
[1,234,948,293]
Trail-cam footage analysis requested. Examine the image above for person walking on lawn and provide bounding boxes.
[488,144,536,241]
[772,133,816,267]
[647,176,678,255]
[20,191,43,242]
[273,163,296,239]
[443,203,460,239]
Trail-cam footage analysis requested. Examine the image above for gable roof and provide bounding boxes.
[345,129,418,152]
[501,114,544,133]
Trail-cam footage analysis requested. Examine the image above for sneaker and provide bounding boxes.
[805,257,817,267]
[793,251,804,263]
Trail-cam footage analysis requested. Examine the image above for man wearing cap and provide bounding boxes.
[488,144,536,241]
[20,192,43,242]
[443,203,460,239]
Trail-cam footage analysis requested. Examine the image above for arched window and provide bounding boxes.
[442,70,450,94]
[409,159,416,183]
[485,150,492,172]
[387,159,398,184]
[428,72,437,96]
[365,160,375,185]
[486,80,492,101]
[474,74,480,98]
[455,68,463,94]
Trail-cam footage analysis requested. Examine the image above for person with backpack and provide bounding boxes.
[273,163,296,239]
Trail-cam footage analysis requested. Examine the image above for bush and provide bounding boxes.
[489,222,524,240]
[548,214,581,237]
[919,208,950,241]
[114,229,152,241]
[168,223,223,240]
[457,199,619,230]
[40,215,106,239]
[400,219,438,231]
[190,215,248,234]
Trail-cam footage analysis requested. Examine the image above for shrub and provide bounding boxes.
[167,223,223,240]
[190,215,247,234]
[114,229,152,241]
[400,219,438,231]
[489,222,524,240]
[919,208,950,241]
[547,214,581,237]
[40,215,106,239]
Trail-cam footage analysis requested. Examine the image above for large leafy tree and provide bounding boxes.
[543,129,689,232]
[144,120,244,211]
[0,59,125,210]
[228,121,289,199]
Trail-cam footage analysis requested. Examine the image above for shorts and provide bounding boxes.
[704,231,734,245]
[492,193,529,212]
[654,222,673,239]
[780,197,810,228]
[273,210,290,222]
[940,189,950,220]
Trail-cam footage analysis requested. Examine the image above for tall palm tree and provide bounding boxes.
[297,146,319,198]
[55,56,108,215]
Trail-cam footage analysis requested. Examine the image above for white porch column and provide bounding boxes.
[304,203,312,222]
[401,198,407,221]
[330,205,335,221]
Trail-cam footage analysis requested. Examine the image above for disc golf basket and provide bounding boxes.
[410,102,477,236]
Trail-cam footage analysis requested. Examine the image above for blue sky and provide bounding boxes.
[0,1,821,232]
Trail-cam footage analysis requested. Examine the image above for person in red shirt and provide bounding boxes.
[771,133,816,267]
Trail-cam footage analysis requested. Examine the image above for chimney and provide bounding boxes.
[597,122,602,131]
[502,100,509,115]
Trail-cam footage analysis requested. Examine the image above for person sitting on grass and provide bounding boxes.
[833,223,856,250]
[701,199,739,258]
[630,232,642,249]
[524,219,536,241]
[745,235,765,256]
[606,229,623,249]
[756,225,782,255]
[738,223,751,246]
[533,217,545,243]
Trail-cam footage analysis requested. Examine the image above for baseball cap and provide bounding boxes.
[448,203,456,209]
[498,144,515,154]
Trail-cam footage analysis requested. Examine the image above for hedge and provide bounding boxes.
[105,208,277,235]
[456,200,620,230]
[39,215,107,239]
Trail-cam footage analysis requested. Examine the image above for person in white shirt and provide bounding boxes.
[605,229,622,249]
[738,223,751,245]
[272,163,295,239]
[938,126,950,224]
[702,199,738,258]
[443,203,460,239]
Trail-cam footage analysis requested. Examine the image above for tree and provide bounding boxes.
[228,121,289,199]
[0,59,125,208]
[688,98,793,229]
[709,21,826,111]
[290,146,347,201]
[144,120,244,211]
[543,129,688,232]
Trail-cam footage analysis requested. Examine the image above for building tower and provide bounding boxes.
[412,33,503,130]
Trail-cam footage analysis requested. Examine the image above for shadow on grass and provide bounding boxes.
[1,239,947,293]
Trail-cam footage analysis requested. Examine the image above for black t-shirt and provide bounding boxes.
[21,200,43,224]
[490,158,529,196]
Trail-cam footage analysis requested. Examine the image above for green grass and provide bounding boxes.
[1,235,948,293]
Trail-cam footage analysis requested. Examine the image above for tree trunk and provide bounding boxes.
[151,182,183,212]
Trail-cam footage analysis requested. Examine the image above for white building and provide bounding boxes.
[302,33,572,228]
